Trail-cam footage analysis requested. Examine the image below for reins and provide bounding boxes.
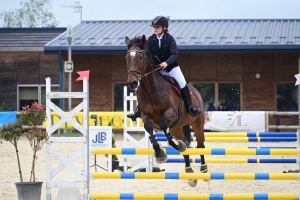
[127,49,163,80]
[142,65,163,78]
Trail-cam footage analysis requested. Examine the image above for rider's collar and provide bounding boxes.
[156,33,164,40]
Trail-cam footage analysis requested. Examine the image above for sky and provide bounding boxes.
[0,0,300,27]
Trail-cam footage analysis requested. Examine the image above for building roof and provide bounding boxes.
[0,28,66,51]
[44,19,300,54]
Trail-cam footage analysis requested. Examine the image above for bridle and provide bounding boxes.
[127,49,162,80]
[127,49,147,80]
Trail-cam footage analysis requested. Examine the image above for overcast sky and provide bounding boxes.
[1,0,300,27]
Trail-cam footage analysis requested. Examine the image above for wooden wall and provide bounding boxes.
[0,52,58,110]
[67,52,298,112]
[1,52,297,112]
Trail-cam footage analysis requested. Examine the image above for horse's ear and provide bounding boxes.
[125,36,131,47]
[140,35,146,46]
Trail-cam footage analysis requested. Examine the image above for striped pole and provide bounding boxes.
[165,158,298,164]
[161,146,298,149]
[90,193,299,200]
[156,136,298,142]
[91,172,300,180]
[92,147,300,156]
[155,132,298,137]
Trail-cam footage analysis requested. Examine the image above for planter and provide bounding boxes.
[15,182,43,200]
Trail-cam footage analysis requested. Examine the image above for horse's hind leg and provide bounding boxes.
[183,155,198,187]
[170,127,197,187]
[198,143,208,173]
[144,118,167,164]
[191,117,208,173]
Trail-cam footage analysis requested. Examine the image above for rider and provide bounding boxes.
[127,15,201,121]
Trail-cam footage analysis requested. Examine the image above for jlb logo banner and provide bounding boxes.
[0,112,17,128]
[89,126,113,172]
[89,126,112,149]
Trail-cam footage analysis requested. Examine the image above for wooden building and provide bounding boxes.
[0,28,65,111]
[44,19,300,114]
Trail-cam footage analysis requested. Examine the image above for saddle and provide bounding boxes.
[160,74,182,96]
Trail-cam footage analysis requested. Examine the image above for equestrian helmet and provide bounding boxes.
[151,16,168,27]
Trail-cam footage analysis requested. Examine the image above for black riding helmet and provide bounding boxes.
[151,16,168,27]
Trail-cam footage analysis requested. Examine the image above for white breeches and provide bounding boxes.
[159,66,187,88]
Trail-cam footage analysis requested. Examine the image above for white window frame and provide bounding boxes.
[17,84,59,111]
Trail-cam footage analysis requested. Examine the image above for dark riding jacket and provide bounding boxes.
[146,32,179,72]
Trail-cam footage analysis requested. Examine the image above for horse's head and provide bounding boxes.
[125,35,147,90]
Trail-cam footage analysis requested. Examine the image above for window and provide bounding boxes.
[18,84,59,111]
[277,83,298,111]
[41,86,59,107]
[114,83,131,111]
[193,82,240,111]
[219,83,240,111]
[193,83,215,111]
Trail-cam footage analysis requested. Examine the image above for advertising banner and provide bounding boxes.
[205,111,266,132]
[42,111,267,132]
[42,112,143,130]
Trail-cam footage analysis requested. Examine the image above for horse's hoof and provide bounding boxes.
[155,154,168,164]
[185,166,197,187]
[177,140,187,152]
[187,179,197,187]
[200,164,209,181]
[154,148,168,164]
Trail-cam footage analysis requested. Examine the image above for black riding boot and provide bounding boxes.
[181,84,201,117]
[127,106,141,122]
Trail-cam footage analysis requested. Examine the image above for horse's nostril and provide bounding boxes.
[132,81,138,89]
[127,81,137,90]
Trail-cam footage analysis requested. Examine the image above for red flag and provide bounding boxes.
[76,70,90,82]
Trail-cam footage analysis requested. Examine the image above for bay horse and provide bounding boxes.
[125,35,207,187]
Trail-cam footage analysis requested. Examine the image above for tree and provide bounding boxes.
[0,0,59,28]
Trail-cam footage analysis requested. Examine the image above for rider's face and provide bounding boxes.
[153,26,164,36]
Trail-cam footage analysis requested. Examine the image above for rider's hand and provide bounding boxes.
[160,62,168,69]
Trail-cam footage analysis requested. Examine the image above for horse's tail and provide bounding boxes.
[183,124,191,147]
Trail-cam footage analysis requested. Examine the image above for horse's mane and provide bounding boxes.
[127,36,146,50]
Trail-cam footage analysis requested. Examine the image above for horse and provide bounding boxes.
[124,35,207,187]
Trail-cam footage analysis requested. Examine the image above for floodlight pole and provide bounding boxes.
[79,4,82,22]
[67,25,73,111]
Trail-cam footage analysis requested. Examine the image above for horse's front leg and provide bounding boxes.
[144,118,167,164]
[158,115,187,152]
